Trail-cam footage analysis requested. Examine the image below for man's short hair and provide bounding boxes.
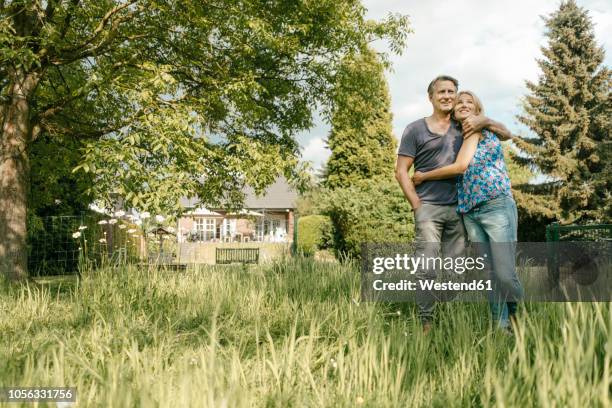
[427,75,459,97]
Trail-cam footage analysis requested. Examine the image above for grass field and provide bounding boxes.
[1,257,610,407]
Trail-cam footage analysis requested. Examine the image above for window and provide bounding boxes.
[255,218,285,241]
[195,218,206,231]
[205,219,216,241]
[255,220,264,241]
[222,219,235,238]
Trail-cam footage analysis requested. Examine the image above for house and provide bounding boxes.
[177,178,298,243]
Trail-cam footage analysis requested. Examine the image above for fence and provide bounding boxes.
[545,222,612,242]
[215,248,260,264]
[28,214,143,276]
[545,222,612,285]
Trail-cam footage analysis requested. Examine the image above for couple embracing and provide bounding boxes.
[395,75,523,334]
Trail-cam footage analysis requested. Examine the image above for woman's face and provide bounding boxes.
[454,94,478,120]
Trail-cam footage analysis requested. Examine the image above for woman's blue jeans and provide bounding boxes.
[463,195,523,328]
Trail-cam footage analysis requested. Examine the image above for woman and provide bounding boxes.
[412,91,523,332]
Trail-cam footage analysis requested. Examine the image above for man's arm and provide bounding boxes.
[462,115,513,141]
[395,155,421,210]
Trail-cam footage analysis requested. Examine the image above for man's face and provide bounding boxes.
[429,80,457,114]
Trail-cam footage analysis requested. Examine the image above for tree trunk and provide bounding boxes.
[0,71,37,281]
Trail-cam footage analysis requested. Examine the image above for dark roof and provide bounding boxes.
[149,226,175,235]
[180,177,298,210]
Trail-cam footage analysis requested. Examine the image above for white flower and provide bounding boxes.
[127,229,137,234]
[356,397,364,405]
[114,210,126,217]
[396,310,401,316]
[140,211,150,219]
[98,220,108,225]
[78,225,88,230]
[167,226,176,233]
[118,224,127,229]
[135,219,142,226]
[99,238,107,243]
[330,358,337,369]
[54,199,62,205]
[155,215,165,223]
[108,219,118,225]
[72,232,81,239]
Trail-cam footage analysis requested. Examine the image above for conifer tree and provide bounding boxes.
[323,48,397,189]
[516,0,611,224]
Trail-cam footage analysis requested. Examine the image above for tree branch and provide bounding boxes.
[59,0,80,40]
[52,6,140,65]
[62,1,137,54]
[34,87,89,123]
[44,0,58,23]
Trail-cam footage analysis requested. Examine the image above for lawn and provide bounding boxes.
[1,258,610,407]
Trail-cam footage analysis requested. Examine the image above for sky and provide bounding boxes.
[299,0,612,171]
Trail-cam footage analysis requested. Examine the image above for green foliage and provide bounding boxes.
[319,177,415,258]
[295,188,327,217]
[323,47,399,189]
[29,134,94,217]
[515,0,611,224]
[504,144,534,186]
[0,0,411,215]
[296,215,333,256]
[503,144,556,240]
[317,46,407,255]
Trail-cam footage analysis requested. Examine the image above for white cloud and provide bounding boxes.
[362,0,612,138]
[297,0,611,164]
[301,137,330,171]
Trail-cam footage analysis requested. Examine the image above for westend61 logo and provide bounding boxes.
[369,253,493,293]
[372,254,487,275]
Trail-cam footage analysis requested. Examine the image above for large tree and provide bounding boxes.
[515,0,611,225]
[323,47,398,189]
[0,1,409,280]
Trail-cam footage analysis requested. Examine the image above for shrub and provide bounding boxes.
[297,215,334,256]
[319,177,415,258]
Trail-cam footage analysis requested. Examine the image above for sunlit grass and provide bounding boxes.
[0,258,610,407]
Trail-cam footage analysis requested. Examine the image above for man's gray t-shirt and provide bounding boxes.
[398,118,463,205]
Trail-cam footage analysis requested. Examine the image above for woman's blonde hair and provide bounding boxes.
[456,90,484,115]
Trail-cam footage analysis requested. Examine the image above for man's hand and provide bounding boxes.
[462,114,487,134]
[463,115,514,141]
[412,171,426,186]
[395,155,422,211]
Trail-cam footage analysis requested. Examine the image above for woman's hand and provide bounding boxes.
[412,171,426,186]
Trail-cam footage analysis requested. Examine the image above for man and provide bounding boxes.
[395,75,511,333]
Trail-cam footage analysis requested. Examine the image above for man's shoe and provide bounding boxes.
[500,325,514,337]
